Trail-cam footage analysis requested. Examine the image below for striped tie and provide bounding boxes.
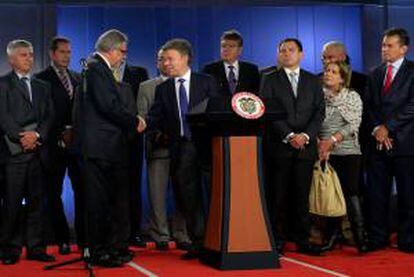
[58,69,73,98]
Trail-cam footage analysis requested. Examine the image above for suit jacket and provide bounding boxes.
[260,68,325,160]
[202,60,260,96]
[364,58,414,156]
[148,72,218,164]
[260,65,278,76]
[0,71,54,164]
[35,66,80,145]
[123,64,149,101]
[79,54,137,163]
[137,77,168,160]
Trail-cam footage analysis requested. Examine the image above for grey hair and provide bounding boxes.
[322,41,347,54]
[95,29,128,53]
[6,39,33,56]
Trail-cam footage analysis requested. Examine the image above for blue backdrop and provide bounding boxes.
[57,4,363,228]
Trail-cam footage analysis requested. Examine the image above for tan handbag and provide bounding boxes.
[309,161,346,217]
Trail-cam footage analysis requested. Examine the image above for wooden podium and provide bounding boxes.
[189,97,283,270]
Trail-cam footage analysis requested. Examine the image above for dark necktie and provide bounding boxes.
[58,69,73,98]
[228,65,237,94]
[20,77,32,102]
[178,78,191,138]
[382,65,393,95]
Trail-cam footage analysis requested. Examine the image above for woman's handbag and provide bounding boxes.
[309,161,346,217]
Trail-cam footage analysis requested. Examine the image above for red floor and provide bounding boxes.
[1,243,413,277]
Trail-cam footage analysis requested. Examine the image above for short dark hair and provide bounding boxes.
[161,38,193,65]
[278,38,303,52]
[221,29,243,47]
[50,36,71,52]
[383,27,410,46]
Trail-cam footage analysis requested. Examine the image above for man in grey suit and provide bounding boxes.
[137,49,190,251]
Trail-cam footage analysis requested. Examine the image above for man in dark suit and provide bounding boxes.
[364,28,414,253]
[202,29,260,96]
[0,40,55,264]
[36,37,82,255]
[149,39,218,259]
[78,29,144,267]
[113,57,149,247]
[260,38,325,256]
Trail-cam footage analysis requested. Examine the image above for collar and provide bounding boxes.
[95,52,112,69]
[283,66,300,76]
[387,57,404,70]
[51,62,68,74]
[224,60,239,70]
[174,69,191,83]
[15,71,31,80]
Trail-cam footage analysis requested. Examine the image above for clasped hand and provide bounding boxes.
[19,131,39,151]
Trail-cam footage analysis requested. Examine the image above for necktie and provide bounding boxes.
[58,69,73,98]
[289,71,298,98]
[21,77,32,102]
[178,78,191,138]
[113,67,122,82]
[228,65,237,94]
[382,65,393,95]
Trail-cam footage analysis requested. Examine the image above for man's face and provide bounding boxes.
[157,50,169,77]
[321,46,346,66]
[220,39,242,64]
[161,49,189,77]
[50,42,71,69]
[9,47,34,74]
[108,42,128,68]
[382,35,407,63]
[278,41,303,69]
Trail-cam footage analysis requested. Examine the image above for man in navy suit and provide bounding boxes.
[36,37,82,255]
[0,39,55,264]
[77,29,144,267]
[149,39,218,259]
[364,28,414,253]
[260,38,325,256]
[202,29,260,96]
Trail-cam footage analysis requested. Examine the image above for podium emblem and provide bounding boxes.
[231,92,265,119]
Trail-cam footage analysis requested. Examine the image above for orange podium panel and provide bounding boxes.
[201,136,278,270]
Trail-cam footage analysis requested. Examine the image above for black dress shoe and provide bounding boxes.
[115,249,135,263]
[59,243,71,255]
[176,241,192,251]
[181,250,199,260]
[398,244,414,253]
[27,252,56,262]
[366,241,387,252]
[92,253,124,268]
[156,241,169,251]
[2,254,19,265]
[297,243,324,256]
[130,236,147,247]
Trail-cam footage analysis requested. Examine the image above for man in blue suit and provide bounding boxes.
[364,28,414,253]
[149,39,218,259]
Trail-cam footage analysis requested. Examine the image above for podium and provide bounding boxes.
[188,97,285,270]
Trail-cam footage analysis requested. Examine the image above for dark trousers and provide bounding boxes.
[366,152,414,247]
[82,158,130,256]
[329,155,361,197]
[0,157,45,255]
[269,157,314,245]
[45,147,82,245]
[128,136,143,239]
[172,140,205,248]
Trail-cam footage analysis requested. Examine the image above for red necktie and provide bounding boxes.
[382,65,393,95]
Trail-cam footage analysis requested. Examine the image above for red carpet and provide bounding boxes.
[1,243,413,276]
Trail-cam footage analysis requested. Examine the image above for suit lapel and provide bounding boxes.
[31,79,41,116]
[279,70,296,99]
[189,73,201,108]
[10,72,33,105]
[389,59,408,93]
[167,79,180,121]
[296,70,307,100]
[219,63,231,95]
